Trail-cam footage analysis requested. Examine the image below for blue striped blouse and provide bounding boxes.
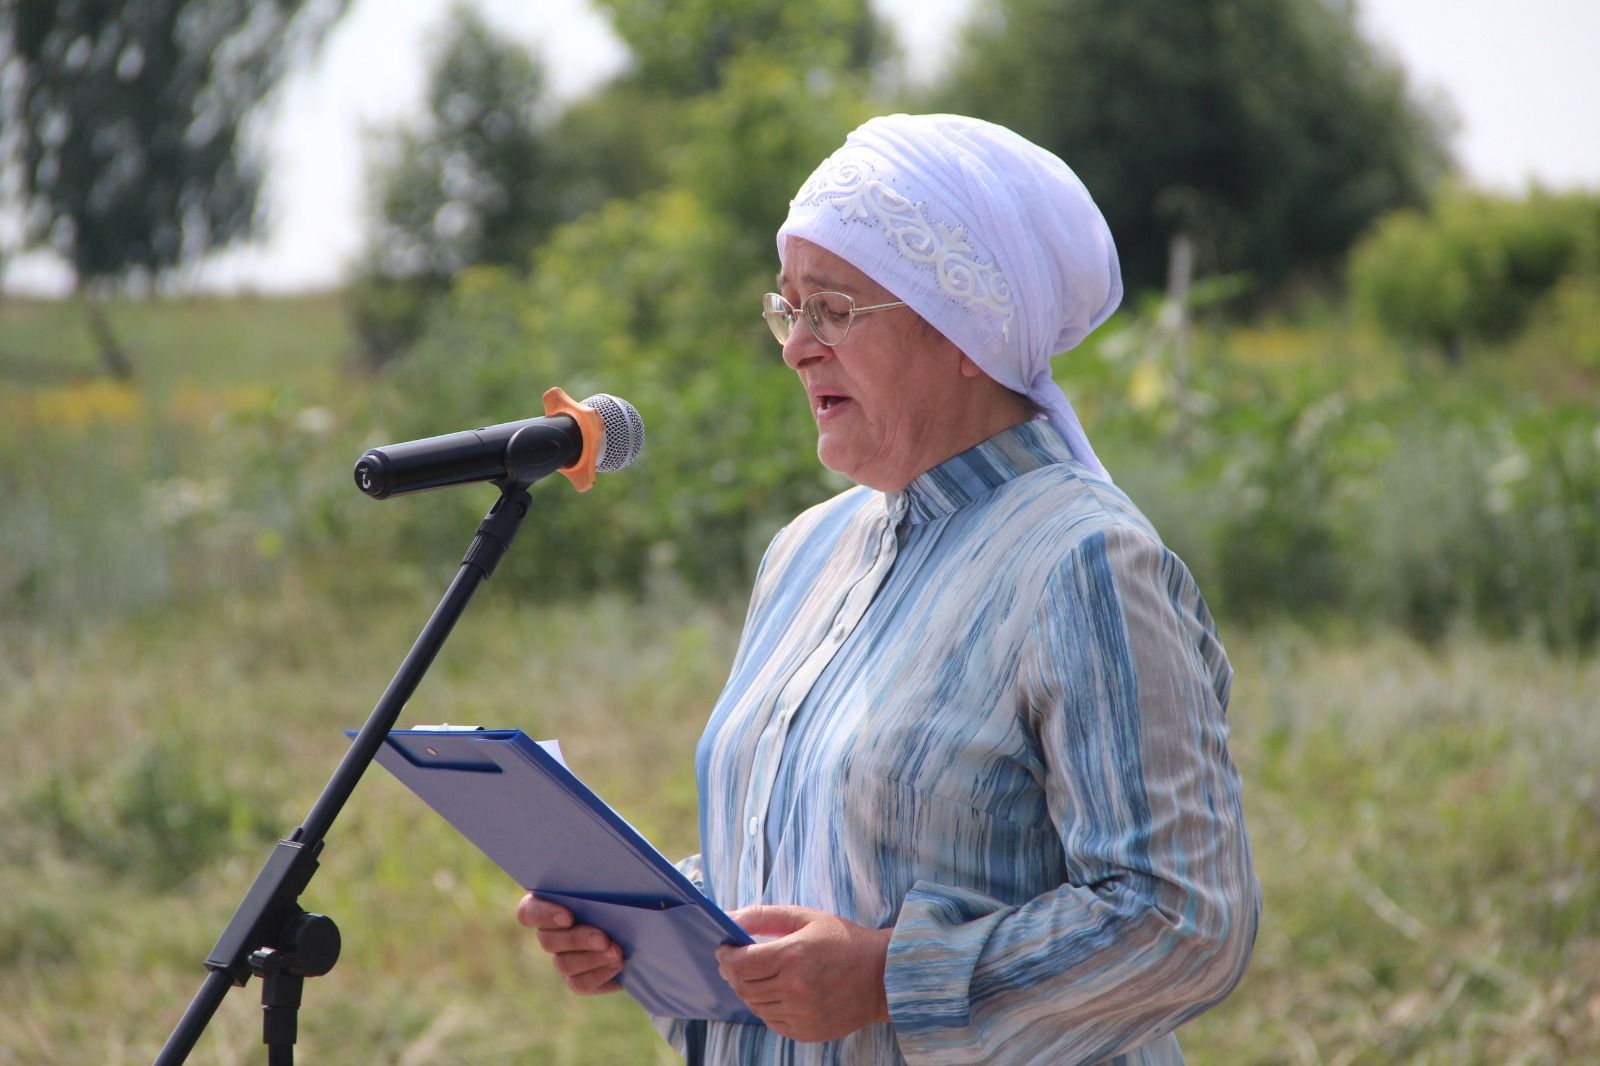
[663,420,1259,1064]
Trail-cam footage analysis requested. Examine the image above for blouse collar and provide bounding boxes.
[886,419,1080,526]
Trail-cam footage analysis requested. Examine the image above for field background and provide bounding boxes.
[2,291,1597,1066]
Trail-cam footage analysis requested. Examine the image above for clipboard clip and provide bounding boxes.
[413,723,485,731]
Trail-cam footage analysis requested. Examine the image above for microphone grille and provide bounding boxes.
[582,393,645,473]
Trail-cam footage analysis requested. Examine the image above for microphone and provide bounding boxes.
[353,388,644,499]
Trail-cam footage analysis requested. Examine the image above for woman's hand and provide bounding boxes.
[515,894,624,995]
[716,905,892,1042]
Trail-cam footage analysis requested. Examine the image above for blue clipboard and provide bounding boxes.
[358,728,756,1023]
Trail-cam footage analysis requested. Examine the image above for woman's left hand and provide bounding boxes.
[716,905,893,1042]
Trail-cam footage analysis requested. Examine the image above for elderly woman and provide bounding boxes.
[519,114,1259,1064]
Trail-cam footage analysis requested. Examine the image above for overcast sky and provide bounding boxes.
[3,0,1597,296]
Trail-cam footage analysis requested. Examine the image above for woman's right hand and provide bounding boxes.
[516,893,624,995]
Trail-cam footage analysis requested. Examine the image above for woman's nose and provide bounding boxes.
[781,320,828,370]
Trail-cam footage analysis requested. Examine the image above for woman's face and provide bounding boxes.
[779,237,995,492]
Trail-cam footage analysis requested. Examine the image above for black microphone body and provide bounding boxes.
[354,416,579,499]
[354,391,644,499]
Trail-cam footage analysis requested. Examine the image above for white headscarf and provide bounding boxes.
[777,113,1122,481]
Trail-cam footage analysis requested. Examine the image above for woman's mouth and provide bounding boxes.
[816,394,851,419]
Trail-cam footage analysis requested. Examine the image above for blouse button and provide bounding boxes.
[747,816,760,837]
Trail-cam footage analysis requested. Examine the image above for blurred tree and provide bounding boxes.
[355,0,894,367]
[542,86,683,225]
[380,48,887,597]
[0,0,349,377]
[352,3,559,366]
[596,0,889,97]
[938,0,1450,296]
[546,0,893,222]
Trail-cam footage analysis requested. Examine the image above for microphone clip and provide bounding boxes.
[539,387,603,492]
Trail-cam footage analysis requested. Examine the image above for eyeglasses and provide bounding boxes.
[762,291,908,347]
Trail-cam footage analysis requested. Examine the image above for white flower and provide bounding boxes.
[146,478,226,526]
[294,406,335,437]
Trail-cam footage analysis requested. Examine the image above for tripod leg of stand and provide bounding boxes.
[154,485,529,1065]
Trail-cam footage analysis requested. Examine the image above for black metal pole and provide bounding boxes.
[155,484,534,1065]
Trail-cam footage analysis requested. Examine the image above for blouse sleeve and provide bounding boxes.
[883,527,1260,1063]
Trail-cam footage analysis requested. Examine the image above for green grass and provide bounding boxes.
[0,292,350,389]
[1209,632,1600,1063]
[1,584,1596,1064]
[0,292,379,631]
[0,580,736,1065]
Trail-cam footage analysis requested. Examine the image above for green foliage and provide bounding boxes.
[345,270,439,367]
[375,56,879,597]
[352,4,562,365]
[22,735,277,890]
[0,586,751,1061]
[1211,400,1347,620]
[937,0,1448,293]
[0,894,77,967]
[1081,298,1600,648]
[593,0,890,96]
[1350,187,1600,359]
[0,294,366,629]
[379,198,826,597]
[544,85,683,222]
[1209,631,1600,1062]
[364,5,559,280]
[1539,274,1600,372]
[7,245,1599,652]
[0,0,349,287]
[352,0,894,368]
[1336,409,1600,648]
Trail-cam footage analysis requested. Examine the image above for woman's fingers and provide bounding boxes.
[552,943,623,979]
[516,893,573,929]
[535,925,612,955]
[570,966,623,995]
[517,894,614,953]
[715,906,892,1042]
[516,892,624,996]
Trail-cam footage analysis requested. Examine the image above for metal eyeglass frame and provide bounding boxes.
[762,291,908,347]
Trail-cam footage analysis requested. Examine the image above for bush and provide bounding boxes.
[346,270,447,369]
[1349,187,1600,359]
[1082,307,1600,649]
[22,735,277,889]
[1525,274,1600,373]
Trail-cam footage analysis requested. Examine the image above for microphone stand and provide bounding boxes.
[158,427,573,1064]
